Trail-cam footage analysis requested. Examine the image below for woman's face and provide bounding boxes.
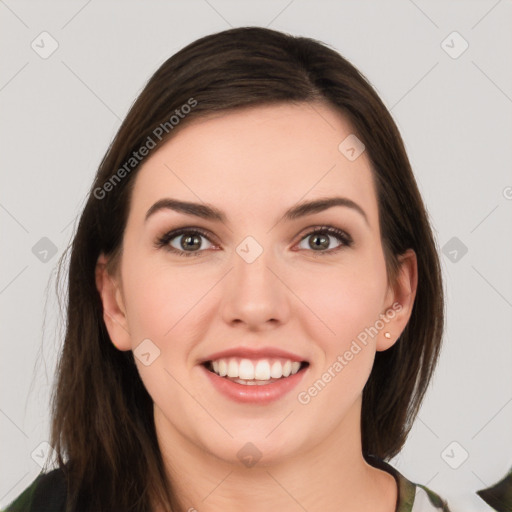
[96,101,416,467]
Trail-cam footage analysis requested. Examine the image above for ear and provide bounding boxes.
[95,252,132,351]
[376,248,418,352]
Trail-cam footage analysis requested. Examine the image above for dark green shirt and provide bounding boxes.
[477,466,512,512]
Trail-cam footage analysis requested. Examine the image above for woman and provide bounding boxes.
[4,26,450,512]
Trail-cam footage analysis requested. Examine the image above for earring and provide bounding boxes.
[384,332,391,339]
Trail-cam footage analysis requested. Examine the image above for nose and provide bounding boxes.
[220,244,291,331]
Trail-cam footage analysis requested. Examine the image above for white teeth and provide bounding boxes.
[208,357,304,381]
[239,359,255,380]
[233,378,272,385]
[254,360,270,380]
[227,359,238,378]
[218,359,228,377]
[270,361,283,379]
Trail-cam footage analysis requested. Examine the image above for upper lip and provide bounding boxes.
[199,346,308,364]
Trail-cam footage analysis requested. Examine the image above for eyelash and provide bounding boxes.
[154,225,353,258]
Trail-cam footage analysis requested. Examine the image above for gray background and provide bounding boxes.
[1,1,511,510]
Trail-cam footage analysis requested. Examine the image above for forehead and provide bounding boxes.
[128,102,379,228]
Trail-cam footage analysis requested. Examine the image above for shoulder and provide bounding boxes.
[2,467,67,512]
[366,455,452,512]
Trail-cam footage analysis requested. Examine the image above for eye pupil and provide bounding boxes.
[310,234,329,250]
[182,234,201,250]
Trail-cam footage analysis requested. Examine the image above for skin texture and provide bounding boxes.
[95,101,418,512]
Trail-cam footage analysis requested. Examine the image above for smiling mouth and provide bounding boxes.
[202,358,310,386]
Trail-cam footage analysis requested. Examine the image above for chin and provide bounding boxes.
[198,428,308,469]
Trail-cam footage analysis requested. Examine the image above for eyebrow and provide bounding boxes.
[145,196,369,226]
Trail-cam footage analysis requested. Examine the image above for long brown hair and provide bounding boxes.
[49,26,444,512]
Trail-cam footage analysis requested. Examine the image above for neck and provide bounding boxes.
[152,396,397,512]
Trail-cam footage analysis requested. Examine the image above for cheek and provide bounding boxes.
[122,256,204,342]
[294,255,387,399]
[123,259,202,409]
[296,258,387,344]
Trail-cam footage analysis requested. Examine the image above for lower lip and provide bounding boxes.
[200,364,308,404]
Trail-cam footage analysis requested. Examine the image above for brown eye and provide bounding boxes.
[171,232,207,252]
[297,226,352,254]
[155,228,214,257]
